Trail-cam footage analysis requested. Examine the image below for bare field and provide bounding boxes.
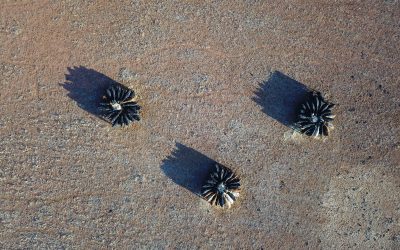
[1,1,399,249]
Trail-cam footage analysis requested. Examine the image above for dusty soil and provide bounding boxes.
[1,0,399,249]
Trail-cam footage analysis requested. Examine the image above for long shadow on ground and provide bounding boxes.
[61,66,120,117]
[253,71,310,127]
[161,143,215,196]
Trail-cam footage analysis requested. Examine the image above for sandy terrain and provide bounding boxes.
[1,0,399,249]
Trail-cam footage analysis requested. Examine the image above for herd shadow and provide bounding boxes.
[61,66,121,117]
[161,143,215,196]
[253,71,310,127]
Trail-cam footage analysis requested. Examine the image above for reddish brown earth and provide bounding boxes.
[1,1,399,249]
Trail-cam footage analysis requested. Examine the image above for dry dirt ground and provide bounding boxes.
[1,0,399,249]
